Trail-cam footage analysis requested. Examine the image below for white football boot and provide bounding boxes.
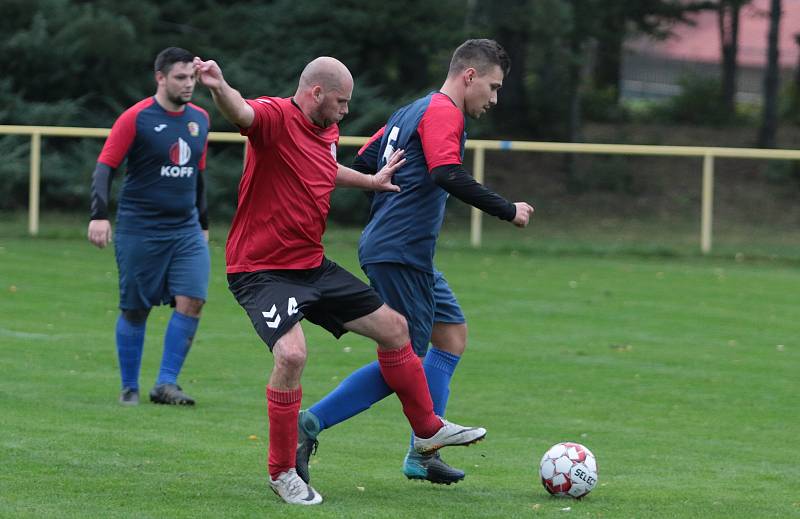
[269,468,323,505]
[413,418,486,455]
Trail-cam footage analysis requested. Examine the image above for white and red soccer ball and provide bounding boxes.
[539,442,598,499]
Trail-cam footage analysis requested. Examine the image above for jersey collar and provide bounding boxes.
[152,96,187,116]
[290,96,333,133]
[434,91,458,109]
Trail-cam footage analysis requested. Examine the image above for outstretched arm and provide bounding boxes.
[336,149,405,192]
[431,164,534,227]
[193,57,254,129]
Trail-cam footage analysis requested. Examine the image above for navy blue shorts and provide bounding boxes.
[114,231,210,310]
[227,258,384,351]
[433,270,466,325]
[363,263,465,356]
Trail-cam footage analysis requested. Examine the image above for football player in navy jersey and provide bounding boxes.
[298,39,534,485]
[87,47,211,407]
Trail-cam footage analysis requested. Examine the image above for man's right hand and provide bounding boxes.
[511,202,534,228]
[193,57,224,90]
[88,219,112,248]
[193,56,254,128]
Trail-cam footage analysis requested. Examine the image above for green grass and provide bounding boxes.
[1,217,799,518]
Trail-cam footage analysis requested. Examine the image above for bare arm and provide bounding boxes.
[336,149,405,191]
[336,165,391,190]
[193,57,255,129]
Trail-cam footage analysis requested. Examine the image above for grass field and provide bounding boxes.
[1,216,798,518]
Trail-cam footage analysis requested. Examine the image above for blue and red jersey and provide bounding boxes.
[357,92,466,273]
[97,97,209,234]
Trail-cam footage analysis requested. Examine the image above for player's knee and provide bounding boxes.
[175,296,204,317]
[456,322,468,351]
[382,307,410,348]
[432,322,468,355]
[274,347,307,374]
[121,308,150,325]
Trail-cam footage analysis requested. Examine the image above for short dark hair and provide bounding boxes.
[154,47,194,74]
[448,39,510,78]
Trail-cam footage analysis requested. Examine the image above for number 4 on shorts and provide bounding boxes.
[262,297,298,329]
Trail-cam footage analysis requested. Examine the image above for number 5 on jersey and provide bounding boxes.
[380,126,400,167]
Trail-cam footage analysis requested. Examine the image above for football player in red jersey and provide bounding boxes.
[194,55,487,505]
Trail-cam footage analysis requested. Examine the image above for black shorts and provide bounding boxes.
[228,257,384,350]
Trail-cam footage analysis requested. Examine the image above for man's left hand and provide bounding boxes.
[372,149,405,192]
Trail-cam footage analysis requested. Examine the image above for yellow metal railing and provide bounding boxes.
[3,124,800,253]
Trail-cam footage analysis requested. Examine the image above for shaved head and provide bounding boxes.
[294,56,354,128]
[298,56,353,93]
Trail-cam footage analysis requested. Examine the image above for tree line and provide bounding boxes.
[1,0,799,217]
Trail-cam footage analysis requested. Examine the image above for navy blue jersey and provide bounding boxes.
[358,92,466,273]
[98,97,209,234]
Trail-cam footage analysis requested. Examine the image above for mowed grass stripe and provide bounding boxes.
[1,230,797,518]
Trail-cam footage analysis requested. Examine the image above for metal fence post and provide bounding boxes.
[701,153,714,254]
[470,146,485,248]
[29,132,41,236]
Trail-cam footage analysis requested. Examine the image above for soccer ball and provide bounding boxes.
[539,442,598,499]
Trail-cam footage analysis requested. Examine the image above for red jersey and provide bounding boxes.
[226,97,340,273]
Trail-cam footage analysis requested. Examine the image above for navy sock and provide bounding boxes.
[156,311,199,385]
[309,361,392,430]
[408,347,461,452]
[115,314,146,390]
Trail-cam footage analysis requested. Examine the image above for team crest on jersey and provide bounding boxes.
[162,137,194,177]
[330,142,337,160]
[187,121,200,137]
[169,137,192,166]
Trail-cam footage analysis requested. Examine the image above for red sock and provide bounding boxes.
[377,343,442,438]
[266,385,302,479]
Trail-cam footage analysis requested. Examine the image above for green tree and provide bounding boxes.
[471,0,714,139]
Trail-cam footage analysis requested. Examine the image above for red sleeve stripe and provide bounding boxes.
[358,126,386,156]
[97,98,153,168]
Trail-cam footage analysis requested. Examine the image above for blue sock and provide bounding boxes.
[408,347,461,452]
[156,311,199,385]
[423,347,461,416]
[116,314,146,390]
[309,361,392,430]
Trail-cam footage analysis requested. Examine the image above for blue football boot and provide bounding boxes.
[403,450,465,485]
[295,410,320,484]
